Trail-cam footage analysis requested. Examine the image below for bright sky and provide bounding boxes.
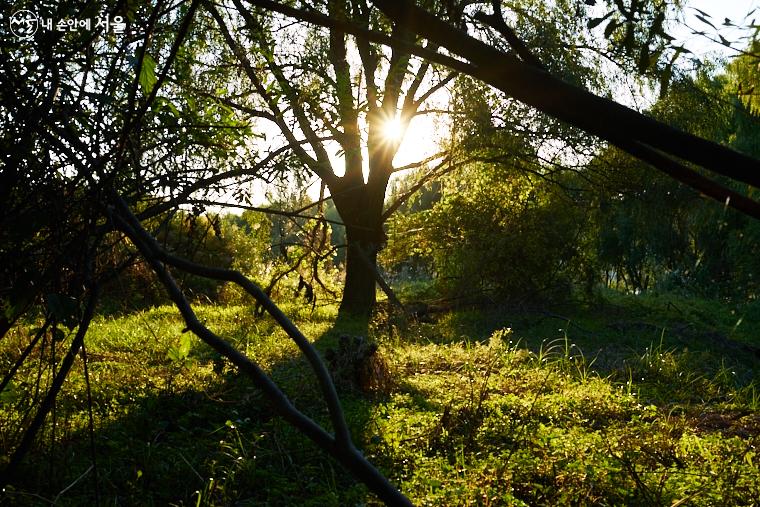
[249,1,760,206]
[675,0,759,59]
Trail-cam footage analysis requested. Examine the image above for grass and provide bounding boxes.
[370,332,758,505]
[1,291,758,505]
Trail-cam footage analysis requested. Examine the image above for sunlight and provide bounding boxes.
[380,116,404,144]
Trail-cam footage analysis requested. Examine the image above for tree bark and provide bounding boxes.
[340,231,379,320]
[332,160,391,321]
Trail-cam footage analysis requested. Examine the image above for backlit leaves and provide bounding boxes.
[138,53,158,95]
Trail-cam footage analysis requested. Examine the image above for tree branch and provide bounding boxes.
[391,150,449,173]
[206,1,337,186]
[109,195,411,505]
[183,199,347,228]
[230,0,338,182]
[370,0,760,217]
[473,1,546,70]
[382,156,463,221]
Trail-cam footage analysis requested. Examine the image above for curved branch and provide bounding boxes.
[110,195,411,506]
[370,0,760,190]
[185,199,347,227]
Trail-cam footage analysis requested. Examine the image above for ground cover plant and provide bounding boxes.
[3,0,760,504]
[1,292,757,505]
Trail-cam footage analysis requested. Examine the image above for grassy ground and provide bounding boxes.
[1,292,758,505]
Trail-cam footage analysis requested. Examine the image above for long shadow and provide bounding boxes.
[413,299,760,380]
[0,308,399,506]
[6,297,758,505]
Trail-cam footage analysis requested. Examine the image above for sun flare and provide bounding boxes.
[380,116,404,144]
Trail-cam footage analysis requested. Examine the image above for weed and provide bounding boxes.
[1,293,758,505]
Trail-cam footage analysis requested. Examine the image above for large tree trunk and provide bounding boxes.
[340,231,378,320]
[332,168,390,322]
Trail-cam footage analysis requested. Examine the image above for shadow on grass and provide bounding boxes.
[1,310,396,506]
[4,294,760,505]
[407,298,760,381]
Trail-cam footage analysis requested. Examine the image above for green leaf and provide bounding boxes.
[125,0,139,22]
[154,97,181,117]
[0,382,17,406]
[138,53,158,95]
[181,334,193,357]
[604,20,619,39]
[167,333,192,363]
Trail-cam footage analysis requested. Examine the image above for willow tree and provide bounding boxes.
[202,0,456,319]
[212,0,760,320]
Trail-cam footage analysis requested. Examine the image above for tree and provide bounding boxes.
[367,0,760,216]
[4,0,760,504]
[0,1,411,502]
[194,0,463,321]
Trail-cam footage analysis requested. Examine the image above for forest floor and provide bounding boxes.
[1,291,759,505]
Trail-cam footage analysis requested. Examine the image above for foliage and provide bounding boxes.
[385,165,587,302]
[584,0,686,79]
[0,0,257,327]
[587,67,760,299]
[383,73,597,303]
[1,295,758,505]
[222,210,276,275]
[727,40,760,117]
[97,211,238,312]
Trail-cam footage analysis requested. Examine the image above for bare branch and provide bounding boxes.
[118,199,351,438]
[110,195,412,506]
[327,0,364,182]
[382,156,464,221]
[206,1,337,186]
[183,199,347,227]
[391,150,449,173]
[230,0,338,182]
[409,71,457,112]
[2,288,99,484]
[352,0,380,111]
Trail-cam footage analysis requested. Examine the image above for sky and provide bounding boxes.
[675,0,759,59]
[250,1,760,206]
